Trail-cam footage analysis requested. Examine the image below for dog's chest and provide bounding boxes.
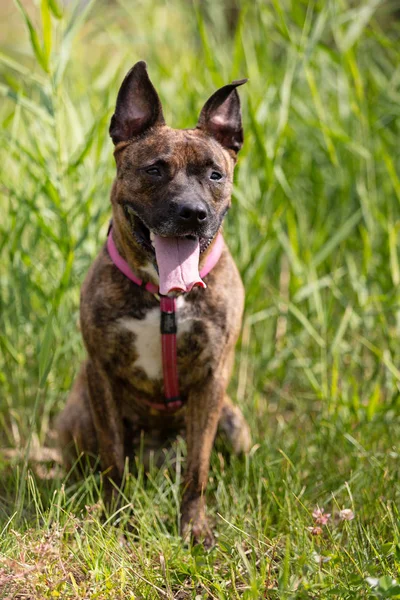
[118,296,197,380]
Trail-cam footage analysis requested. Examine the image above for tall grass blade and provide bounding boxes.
[14,0,48,73]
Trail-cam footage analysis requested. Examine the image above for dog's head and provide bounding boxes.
[109,61,246,293]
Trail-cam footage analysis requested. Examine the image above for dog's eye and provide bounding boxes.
[210,171,223,181]
[146,166,162,176]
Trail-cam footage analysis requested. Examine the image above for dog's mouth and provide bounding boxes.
[123,204,215,295]
[123,204,214,254]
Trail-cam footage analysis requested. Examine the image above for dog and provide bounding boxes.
[57,61,251,547]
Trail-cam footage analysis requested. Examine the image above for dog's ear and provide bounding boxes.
[110,61,165,144]
[196,79,247,153]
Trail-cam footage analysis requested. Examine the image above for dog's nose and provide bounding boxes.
[177,202,208,226]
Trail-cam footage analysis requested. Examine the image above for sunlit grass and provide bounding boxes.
[1,0,400,597]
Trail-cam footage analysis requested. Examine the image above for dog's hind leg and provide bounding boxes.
[56,362,98,474]
[218,395,251,455]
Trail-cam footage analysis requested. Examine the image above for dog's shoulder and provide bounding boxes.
[80,245,158,352]
[197,243,244,329]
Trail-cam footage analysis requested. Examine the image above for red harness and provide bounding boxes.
[107,228,224,412]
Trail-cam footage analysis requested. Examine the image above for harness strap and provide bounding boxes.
[160,296,182,410]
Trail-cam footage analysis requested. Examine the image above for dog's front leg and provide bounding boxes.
[86,359,125,505]
[181,377,225,547]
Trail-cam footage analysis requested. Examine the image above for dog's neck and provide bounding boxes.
[109,220,160,286]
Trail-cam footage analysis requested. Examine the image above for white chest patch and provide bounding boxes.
[118,296,196,380]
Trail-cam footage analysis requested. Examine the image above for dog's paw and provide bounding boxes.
[232,418,252,455]
[218,403,252,455]
[181,513,215,549]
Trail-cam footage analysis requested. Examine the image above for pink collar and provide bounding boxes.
[106,227,224,412]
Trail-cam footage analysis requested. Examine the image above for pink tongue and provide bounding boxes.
[153,236,206,296]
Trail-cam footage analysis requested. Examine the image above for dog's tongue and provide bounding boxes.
[153,235,205,296]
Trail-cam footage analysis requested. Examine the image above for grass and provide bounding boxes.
[1,0,400,597]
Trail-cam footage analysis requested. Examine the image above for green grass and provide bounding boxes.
[1,0,400,597]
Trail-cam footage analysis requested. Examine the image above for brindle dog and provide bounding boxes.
[57,61,251,547]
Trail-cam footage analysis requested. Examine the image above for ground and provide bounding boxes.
[0,0,400,598]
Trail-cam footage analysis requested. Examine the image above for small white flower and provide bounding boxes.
[312,552,332,564]
[339,508,355,521]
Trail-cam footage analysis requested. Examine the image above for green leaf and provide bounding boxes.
[14,0,48,73]
[38,311,55,387]
[378,575,395,591]
[381,543,394,556]
[0,50,46,84]
[48,0,63,19]
[54,0,97,85]
[340,0,381,52]
[0,83,54,123]
[41,0,52,70]
[312,210,362,268]
[279,536,291,591]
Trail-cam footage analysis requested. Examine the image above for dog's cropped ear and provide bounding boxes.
[110,61,165,144]
[196,79,247,154]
